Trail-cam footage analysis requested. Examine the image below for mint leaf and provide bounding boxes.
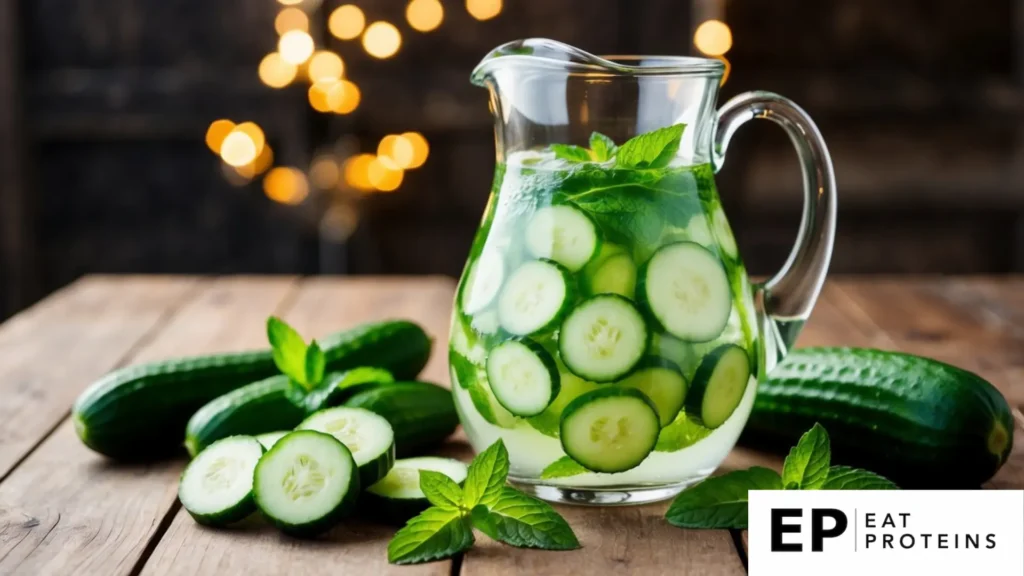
[589,132,617,161]
[782,422,831,490]
[616,124,685,169]
[267,317,308,384]
[303,367,395,410]
[450,349,479,391]
[303,340,325,389]
[420,470,465,510]
[654,414,712,452]
[470,487,580,550]
[666,467,782,529]
[462,439,509,509]
[540,456,588,479]
[387,507,474,565]
[821,466,898,490]
[550,144,592,163]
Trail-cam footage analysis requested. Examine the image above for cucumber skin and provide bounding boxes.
[487,338,562,417]
[179,435,264,527]
[360,492,432,526]
[73,320,432,460]
[344,382,459,457]
[685,344,749,429]
[559,387,660,474]
[741,347,1015,488]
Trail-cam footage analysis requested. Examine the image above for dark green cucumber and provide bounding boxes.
[362,457,469,524]
[344,382,459,457]
[74,320,431,460]
[742,347,1015,488]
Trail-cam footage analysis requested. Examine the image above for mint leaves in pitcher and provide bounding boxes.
[545,124,685,169]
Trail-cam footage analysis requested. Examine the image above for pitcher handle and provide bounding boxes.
[712,91,837,368]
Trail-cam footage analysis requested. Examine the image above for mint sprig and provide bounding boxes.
[617,123,685,169]
[267,316,326,391]
[589,132,618,161]
[550,144,592,163]
[665,423,897,530]
[387,439,580,565]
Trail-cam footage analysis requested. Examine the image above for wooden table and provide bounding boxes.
[0,275,1021,575]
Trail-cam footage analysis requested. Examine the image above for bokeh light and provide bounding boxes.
[400,131,430,168]
[329,5,366,40]
[693,20,732,56]
[406,0,444,32]
[235,144,275,180]
[220,131,258,167]
[205,119,235,153]
[277,0,303,5]
[308,82,335,113]
[234,122,266,157]
[343,154,376,191]
[378,134,416,169]
[368,157,404,191]
[263,167,310,205]
[279,30,315,64]
[466,0,502,21]
[362,21,402,59]
[275,7,309,34]
[333,80,361,114]
[258,53,298,88]
[310,155,341,189]
[308,51,345,83]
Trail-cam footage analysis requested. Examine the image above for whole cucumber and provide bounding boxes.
[344,382,459,457]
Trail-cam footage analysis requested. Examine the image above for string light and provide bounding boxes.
[278,30,315,64]
[275,7,309,34]
[277,0,303,5]
[466,0,502,21]
[263,167,309,205]
[235,144,275,180]
[368,157,404,191]
[234,122,266,157]
[258,53,298,88]
[378,134,416,168]
[401,132,430,168]
[406,0,444,32]
[308,51,345,83]
[333,80,361,114]
[220,131,258,167]
[362,21,402,59]
[308,82,336,113]
[693,20,732,56]
[329,5,366,40]
[205,119,235,153]
[310,155,341,189]
[343,154,376,191]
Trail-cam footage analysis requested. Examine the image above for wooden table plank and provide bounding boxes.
[140,276,457,576]
[0,276,198,480]
[0,277,297,576]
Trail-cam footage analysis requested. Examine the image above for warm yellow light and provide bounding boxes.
[263,167,309,205]
[275,7,309,34]
[220,131,258,167]
[277,0,303,5]
[205,119,235,153]
[234,122,266,157]
[717,56,731,86]
[308,51,345,83]
[406,0,444,32]
[235,144,275,179]
[362,21,402,59]
[694,20,732,56]
[343,153,376,191]
[368,157,404,192]
[401,131,429,169]
[329,5,366,40]
[278,30,315,65]
[378,134,416,169]
[466,0,502,21]
[332,80,361,114]
[258,53,298,88]
[308,81,335,113]
[310,155,340,189]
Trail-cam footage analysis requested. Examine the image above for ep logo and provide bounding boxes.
[770,508,848,552]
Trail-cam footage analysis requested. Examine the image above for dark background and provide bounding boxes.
[2,0,1023,321]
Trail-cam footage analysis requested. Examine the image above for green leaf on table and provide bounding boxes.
[654,414,712,452]
[666,467,783,529]
[589,132,618,161]
[550,144,593,163]
[782,422,831,490]
[470,487,580,550]
[821,466,898,490]
[303,340,325,389]
[540,456,588,479]
[387,507,475,565]
[267,316,308,384]
[462,439,510,509]
[303,367,395,411]
[420,470,465,510]
[616,124,685,169]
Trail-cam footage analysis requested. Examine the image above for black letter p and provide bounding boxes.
[811,509,848,552]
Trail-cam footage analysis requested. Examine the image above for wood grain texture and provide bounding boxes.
[0,277,297,575]
[140,276,458,576]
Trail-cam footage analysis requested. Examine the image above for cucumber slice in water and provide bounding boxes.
[497,259,574,336]
[559,294,648,382]
[638,242,732,342]
[297,407,396,487]
[256,431,289,450]
[686,344,751,429]
[178,435,264,526]
[585,253,637,299]
[617,358,688,427]
[486,338,561,417]
[527,368,600,437]
[711,206,739,259]
[253,430,359,537]
[365,457,469,524]
[524,204,601,272]
[559,387,660,473]
[461,250,505,315]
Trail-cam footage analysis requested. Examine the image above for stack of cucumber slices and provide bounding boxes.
[179,406,467,536]
[457,201,754,476]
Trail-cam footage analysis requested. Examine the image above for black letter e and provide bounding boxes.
[771,509,803,552]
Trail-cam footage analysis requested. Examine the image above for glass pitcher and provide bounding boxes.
[449,39,836,505]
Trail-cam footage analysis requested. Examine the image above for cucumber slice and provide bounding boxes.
[497,259,574,336]
[617,358,688,427]
[253,430,359,537]
[524,204,600,272]
[686,344,751,429]
[365,457,469,524]
[256,431,289,450]
[684,214,715,248]
[461,250,505,315]
[527,368,600,437]
[297,407,396,487]
[559,387,660,473]
[486,338,561,417]
[638,242,731,342]
[178,435,264,526]
[586,253,637,299]
[558,294,648,382]
[711,206,738,259]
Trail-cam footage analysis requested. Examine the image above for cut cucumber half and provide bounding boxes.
[178,435,264,526]
[256,431,289,451]
[617,358,688,427]
[711,206,739,259]
[461,250,505,314]
[253,430,359,537]
[585,253,637,299]
[365,457,469,524]
[559,294,648,382]
[297,407,396,487]
[559,387,660,473]
[486,338,560,417]
[497,259,574,336]
[638,242,731,342]
[686,344,751,429]
[524,204,600,272]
